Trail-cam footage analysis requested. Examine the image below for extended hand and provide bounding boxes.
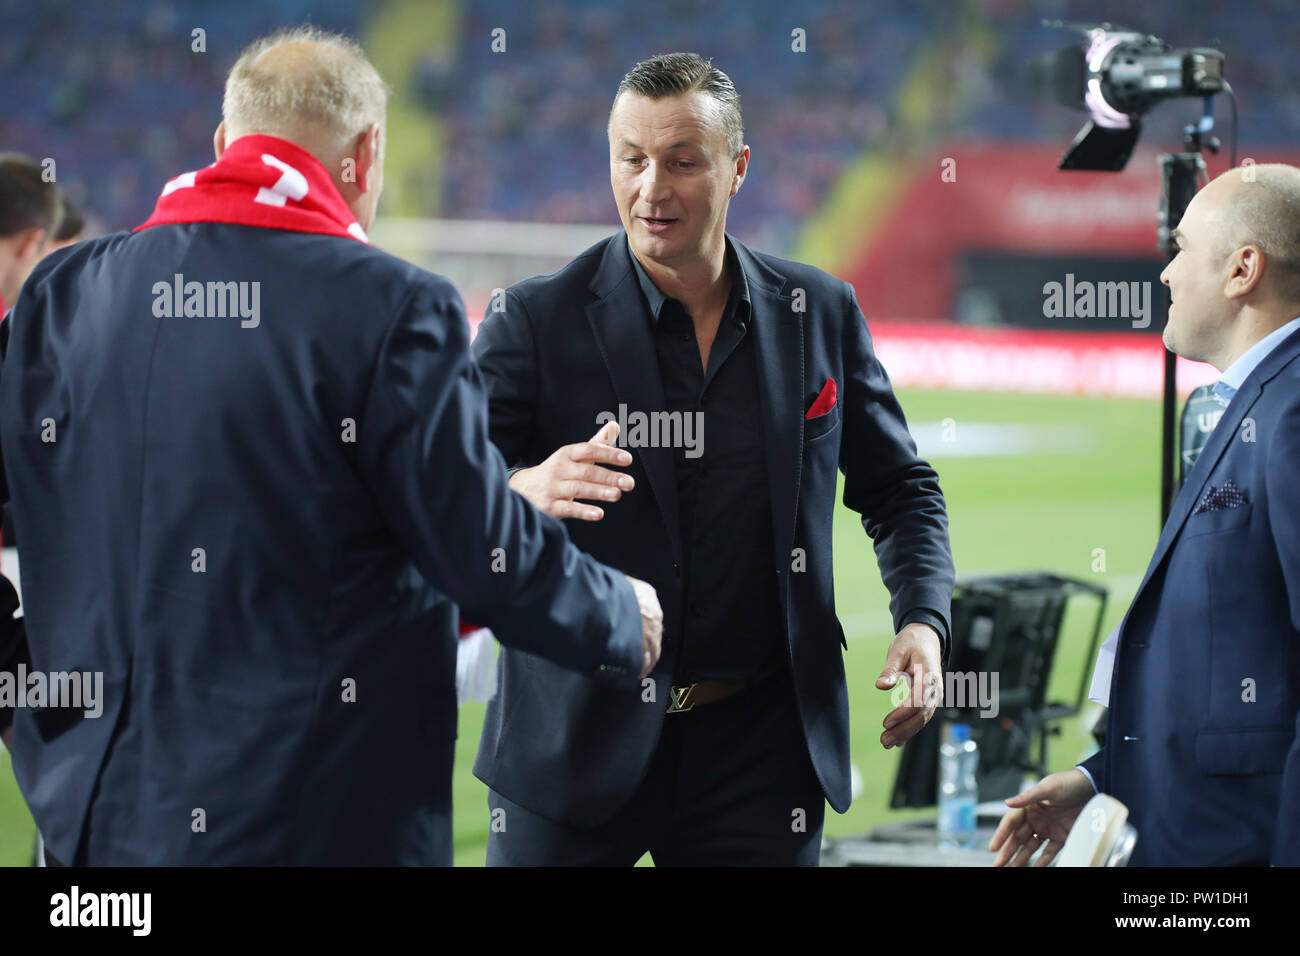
[509,422,635,521]
[875,622,943,749]
[989,769,1095,866]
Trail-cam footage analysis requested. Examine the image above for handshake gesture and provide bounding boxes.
[509,422,660,677]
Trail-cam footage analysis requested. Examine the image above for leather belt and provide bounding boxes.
[665,660,785,715]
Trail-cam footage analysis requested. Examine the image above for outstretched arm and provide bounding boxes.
[356,276,659,679]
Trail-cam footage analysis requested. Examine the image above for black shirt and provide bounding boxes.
[628,240,785,684]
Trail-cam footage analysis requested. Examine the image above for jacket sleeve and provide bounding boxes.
[1078,746,1106,795]
[838,283,955,667]
[469,289,538,470]
[1265,392,1300,865]
[356,275,643,679]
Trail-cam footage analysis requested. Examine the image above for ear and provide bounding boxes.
[213,120,227,161]
[16,227,48,263]
[1225,244,1265,300]
[730,144,750,198]
[352,122,381,195]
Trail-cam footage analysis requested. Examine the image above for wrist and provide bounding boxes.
[906,621,941,648]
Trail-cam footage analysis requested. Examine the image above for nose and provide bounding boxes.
[639,160,672,206]
[1159,262,1171,286]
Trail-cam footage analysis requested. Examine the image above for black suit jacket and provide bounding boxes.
[471,231,954,824]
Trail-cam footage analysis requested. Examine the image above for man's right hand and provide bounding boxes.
[509,422,635,521]
[625,574,663,678]
[989,768,1095,867]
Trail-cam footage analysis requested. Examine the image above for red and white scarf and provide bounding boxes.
[137,134,369,243]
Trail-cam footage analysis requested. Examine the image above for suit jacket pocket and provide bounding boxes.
[804,402,841,443]
[1195,726,1291,775]
[1185,502,1252,536]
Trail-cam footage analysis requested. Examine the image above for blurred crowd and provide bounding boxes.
[3,0,1299,253]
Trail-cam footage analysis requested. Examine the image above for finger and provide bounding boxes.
[875,652,905,688]
[994,820,1035,867]
[883,701,919,722]
[881,710,926,747]
[561,480,624,503]
[563,460,635,489]
[1004,780,1049,808]
[1009,834,1043,868]
[589,421,619,445]
[546,499,604,521]
[1035,839,1062,867]
[569,441,634,469]
[993,834,1022,867]
[989,808,1023,852]
[998,818,1034,855]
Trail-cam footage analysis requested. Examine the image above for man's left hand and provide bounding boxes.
[875,623,943,749]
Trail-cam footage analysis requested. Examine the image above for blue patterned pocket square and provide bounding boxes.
[1193,478,1248,515]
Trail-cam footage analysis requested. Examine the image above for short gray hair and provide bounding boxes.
[222,26,389,151]
[613,53,744,158]
[1219,164,1300,303]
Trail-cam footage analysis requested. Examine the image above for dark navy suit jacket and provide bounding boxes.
[1081,328,1300,865]
[471,232,954,825]
[0,222,644,865]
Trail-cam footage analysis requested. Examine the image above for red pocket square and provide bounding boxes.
[806,378,837,419]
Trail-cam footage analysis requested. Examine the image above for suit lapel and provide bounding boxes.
[584,233,682,564]
[1136,379,1257,598]
[734,240,802,569]
[1132,329,1300,602]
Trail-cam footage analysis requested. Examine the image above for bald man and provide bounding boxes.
[992,165,1300,867]
[0,26,661,865]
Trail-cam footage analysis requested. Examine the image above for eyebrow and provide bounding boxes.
[616,138,699,151]
[1170,228,1184,244]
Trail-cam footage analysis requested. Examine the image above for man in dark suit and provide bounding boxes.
[992,164,1300,867]
[0,27,662,866]
[472,53,955,865]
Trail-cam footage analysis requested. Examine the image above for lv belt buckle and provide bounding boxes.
[666,682,696,714]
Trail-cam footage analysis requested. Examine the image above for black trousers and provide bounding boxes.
[485,663,826,866]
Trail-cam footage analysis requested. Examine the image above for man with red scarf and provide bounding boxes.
[0,26,662,865]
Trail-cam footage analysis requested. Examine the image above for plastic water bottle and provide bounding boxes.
[938,723,979,850]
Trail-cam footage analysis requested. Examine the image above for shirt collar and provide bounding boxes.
[1216,315,1300,403]
[626,235,751,325]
